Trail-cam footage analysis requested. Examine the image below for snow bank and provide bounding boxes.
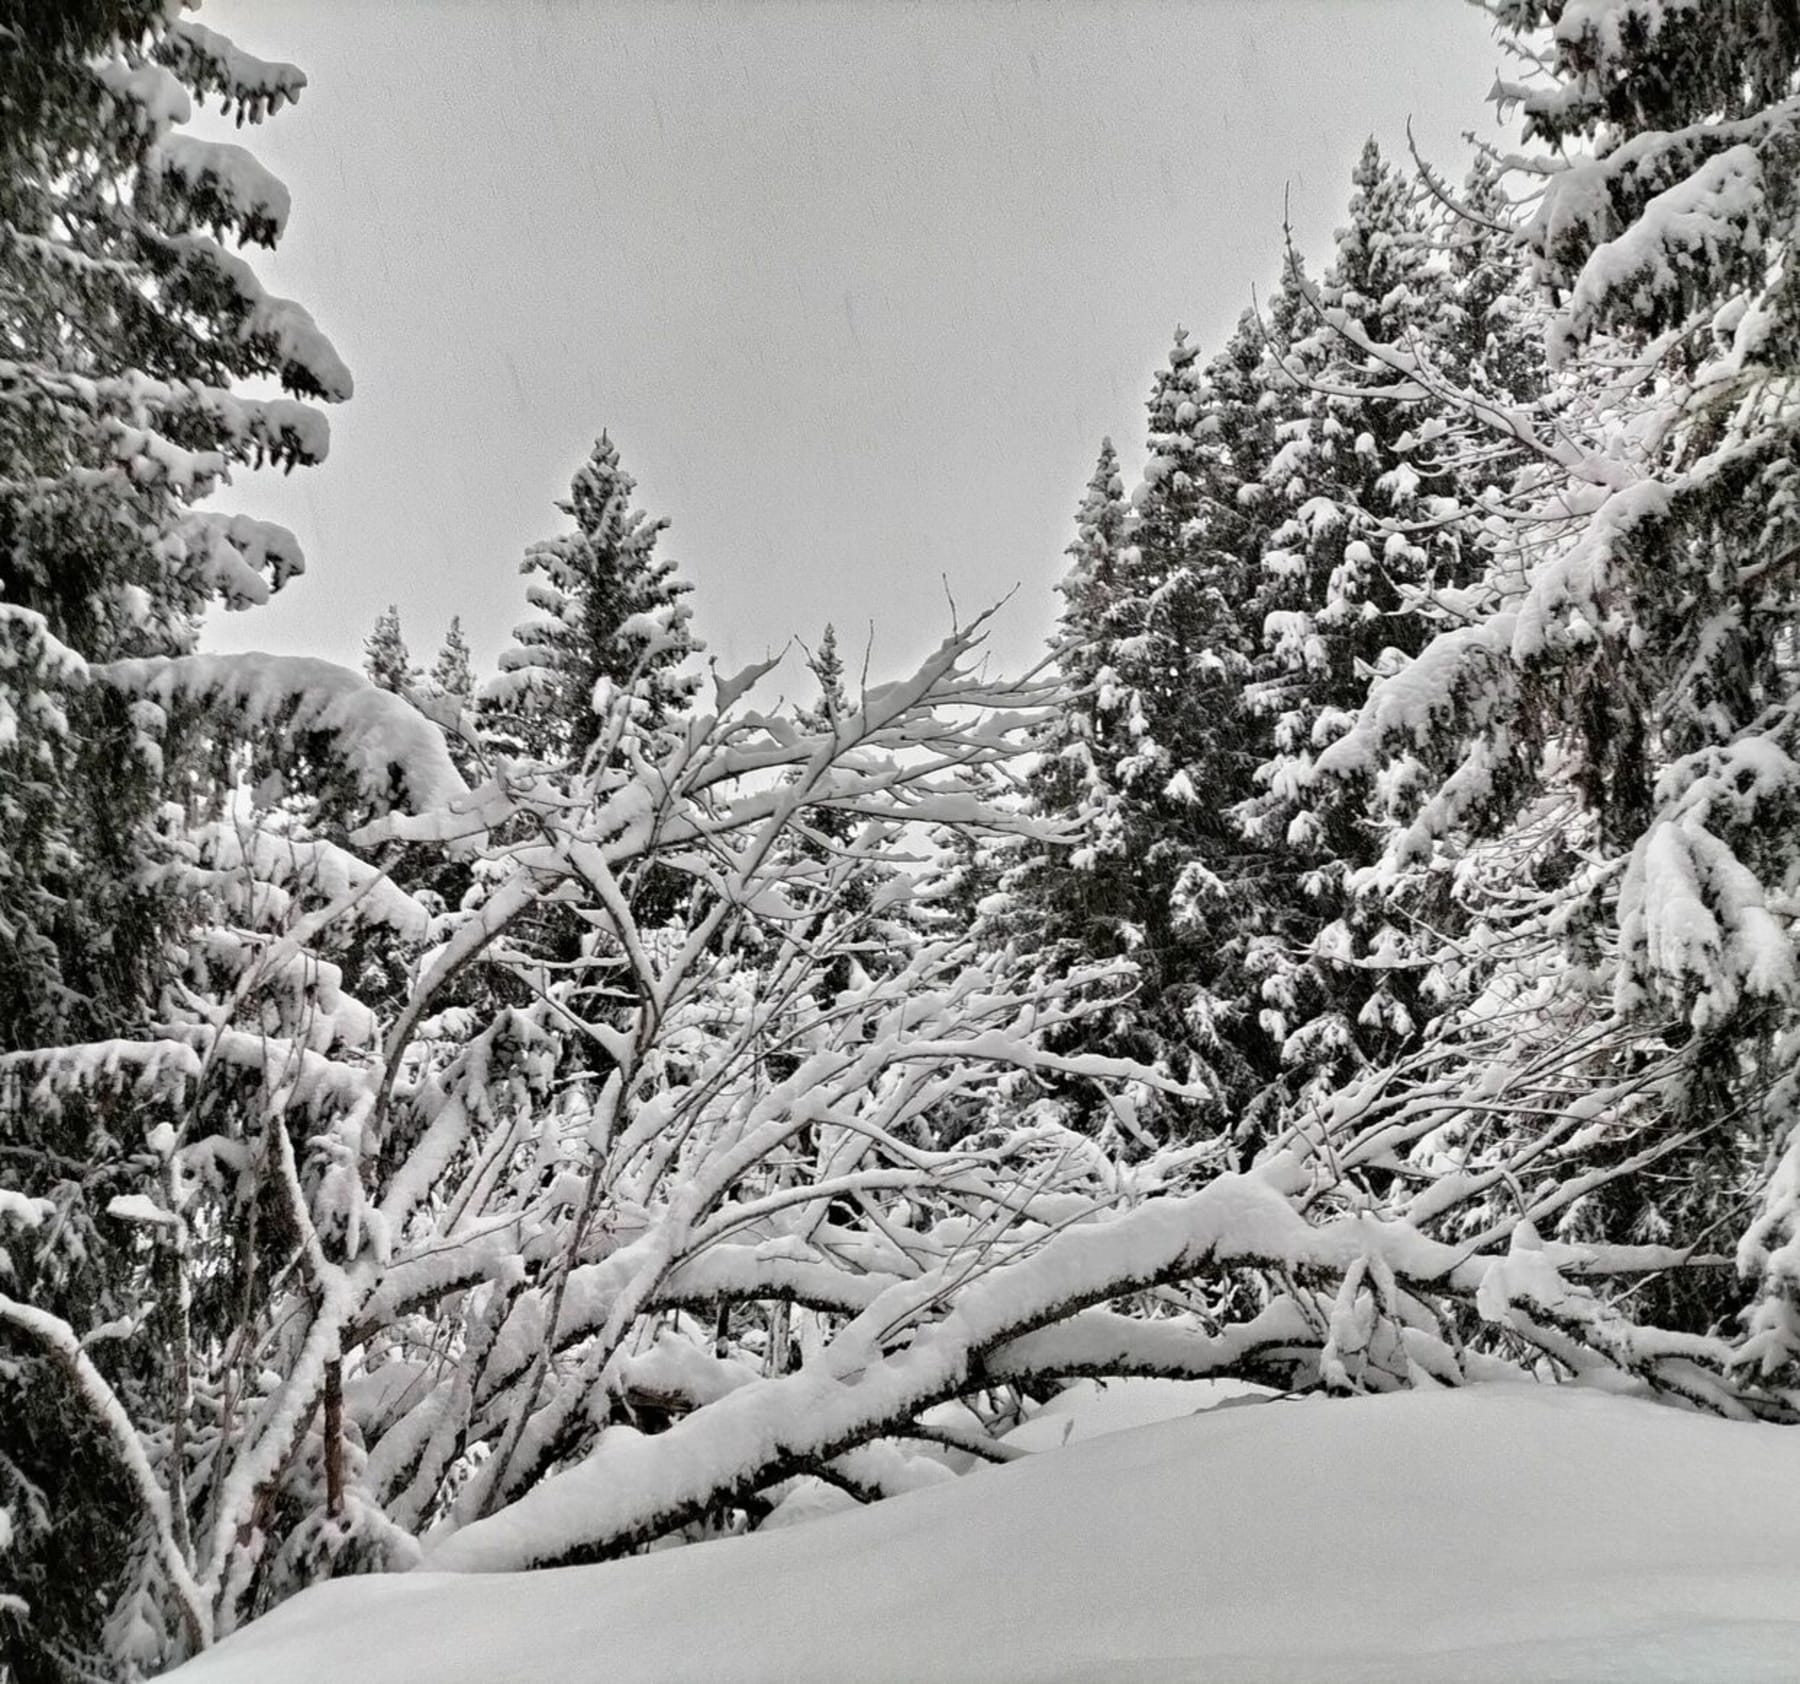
[168,1383,1800,1683]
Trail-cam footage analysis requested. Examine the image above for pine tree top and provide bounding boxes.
[364,604,420,695]
[488,433,704,760]
[802,622,850,728]
[431,616,476,706]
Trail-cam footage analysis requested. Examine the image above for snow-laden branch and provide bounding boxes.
[423,1175,1471,1570]
[96,653,468,816]
[0,1296,212,1649]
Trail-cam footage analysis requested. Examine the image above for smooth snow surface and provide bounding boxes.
[999,1375,1270,1450]
[169,1384,1800,1684]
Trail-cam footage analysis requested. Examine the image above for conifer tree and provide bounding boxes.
[362,603,420,695]
[0,5,350,1674]
[1052,440,1130,703]
[487,434,702,762]
[1435,152,1542,410]
[1245,142,1444,827]
[996,345,1280,1138]
[1232,144,1468,1116]
[987,443,1141,1100]
[430,615,476,709]
[799,621,849,731]
[1508,0,1800,1356]
[1312,1,1800,1360]
[781,623,859,894]
[1125,285,1315,1139]
[0,1,346,1052]
[418,615,480,780]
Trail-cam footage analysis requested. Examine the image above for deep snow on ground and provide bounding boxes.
[169,1382,1800,1684]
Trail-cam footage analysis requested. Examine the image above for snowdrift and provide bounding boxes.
[168,1382,1800,1683]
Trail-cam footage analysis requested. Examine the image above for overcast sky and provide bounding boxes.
[198,0,1507,690]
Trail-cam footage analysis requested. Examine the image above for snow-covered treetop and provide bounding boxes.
[363,604,421,697]
[488,433,704,761]
[430,617,475,708]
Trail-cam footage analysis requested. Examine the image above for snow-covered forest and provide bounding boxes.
[4,2,1800,1678]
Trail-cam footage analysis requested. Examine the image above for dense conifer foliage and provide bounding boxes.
[1,3,351,1672]
[485,434,702,762]
[362,606,420,698]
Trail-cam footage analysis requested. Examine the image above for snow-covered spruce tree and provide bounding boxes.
[987,439,1185,1137]
[1127,325,1282,1127]
[362,603,421,696]
[1507,0,1800,1365]
[415,615,479,779]
[786,625,877,952]
[1004,261,1354,1148]
[484,433,702,764]
[798,620,848,730]
[990,443,1128,959]
[1295,0,1800,1380]
[0,1,344,1049]
[0,5,355,1674]
[1242,144,1445,861]
[479,434,708,966]
[989,160,1532,1155]
[1434,151,1546,413]
[1228,143,1545,1133]
[428,614,475,711]
[995,328,1294,1143]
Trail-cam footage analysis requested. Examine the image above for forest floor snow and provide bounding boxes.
[168,1379,1800,1683]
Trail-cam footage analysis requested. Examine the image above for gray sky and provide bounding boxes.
[198,0,1507,690]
